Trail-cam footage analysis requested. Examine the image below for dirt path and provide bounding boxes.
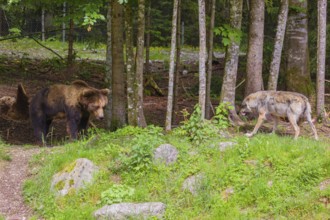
[0,147,40,220]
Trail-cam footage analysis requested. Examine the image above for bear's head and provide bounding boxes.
[79,88,110,120]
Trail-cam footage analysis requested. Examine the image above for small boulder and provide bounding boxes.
[51,158,99,196]
[93,202,166,220]
[153,144,178,165]
[182,173,204,196]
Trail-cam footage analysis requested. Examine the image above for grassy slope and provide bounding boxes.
[23,126,330,220]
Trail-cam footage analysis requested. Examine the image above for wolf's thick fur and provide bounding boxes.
[240,91,318,140]
[29,80,110,145]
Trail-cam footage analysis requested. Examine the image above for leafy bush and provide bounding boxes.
[178,103,231,144]
[101,184,135,205]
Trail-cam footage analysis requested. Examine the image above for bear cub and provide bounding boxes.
[29,80,110,145]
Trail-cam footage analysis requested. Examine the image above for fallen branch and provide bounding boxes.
[30,37,64,61]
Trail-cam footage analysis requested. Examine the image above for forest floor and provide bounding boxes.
[0,55,330,219]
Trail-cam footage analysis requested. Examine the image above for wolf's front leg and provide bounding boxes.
[246,110,266,137]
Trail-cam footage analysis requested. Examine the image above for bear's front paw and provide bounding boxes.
[245,132,254,137]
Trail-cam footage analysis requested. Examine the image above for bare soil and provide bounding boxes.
[0,147,41,220]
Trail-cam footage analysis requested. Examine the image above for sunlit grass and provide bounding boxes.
[23,126,330,219]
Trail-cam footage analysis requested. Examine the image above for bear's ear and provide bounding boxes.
[80,90,98,105]
[100,89,110,96]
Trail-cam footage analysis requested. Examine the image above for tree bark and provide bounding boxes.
[111,0,127,130]
[205,0,215,119]
[285,0,312,96]
[135,0,147,127]
[41,8,45,41]
[125,5,137,126]
[198,0,207,119]
[67,18,74,65]
[219,0,243,122]
[145,0,151,75]
[316,0,327,117]
[173,0,181,124]
[267,0,288,91]
[105,2,112,129]
[165,0,179,131]
[245,0,264,96]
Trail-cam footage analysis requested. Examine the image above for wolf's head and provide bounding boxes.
[239,93,261,118]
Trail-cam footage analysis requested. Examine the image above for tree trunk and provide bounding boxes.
[245,0,264,96]
[111,0,127,130]
[145,0,151,75]
[316,0,327,117]
[67,18,74,65]
[125,5,137,126]
[205,0,215,119]
[285,0,312,96]
[173,0,181,124]
[135,0,147,127]
[198,0,207,119]
[105,2,112,129]
[219,0,243,122]
[165,0,179,131]
[62,2,66,43]
[267,0,288,91]
[41,8,45,41]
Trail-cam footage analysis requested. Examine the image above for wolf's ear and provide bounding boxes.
[100,89,110,96]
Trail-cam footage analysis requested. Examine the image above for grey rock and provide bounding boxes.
[51,158,99,196]
[218,141,237,152]
[319,178,330,191]
[182,173,204,195]
[153,144,178,165]
[93,202,166,220]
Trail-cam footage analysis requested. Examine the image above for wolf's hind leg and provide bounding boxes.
[288,114,300,140]
[306,113,319,140]
[246,110,266,137]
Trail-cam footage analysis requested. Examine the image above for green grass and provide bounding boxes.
[0,38,174,61]
[23,125,330,220]
[0,139,10,161]
[0,38,216,63]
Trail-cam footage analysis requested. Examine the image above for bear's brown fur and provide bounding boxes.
[0,83,29,120]
[29,80,110,145]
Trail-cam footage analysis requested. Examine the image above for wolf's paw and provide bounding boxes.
[245,132,254,137]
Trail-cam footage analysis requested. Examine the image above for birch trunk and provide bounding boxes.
[135,0,147,127]
[245,0,264,96]
[173,0,181,124]
[198,0,207,119]
[165,0,178,131]
[219,0,243,122]
[267,0,288,91]
[125,5,137,126]
[145,0,151,75]
[41,8,45,41]
[317,0,327,117]
[205,0,215,119]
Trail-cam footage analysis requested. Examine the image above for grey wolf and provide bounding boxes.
[240,91,318,140]
[29,80,109,144]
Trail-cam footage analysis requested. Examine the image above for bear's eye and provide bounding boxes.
[90,104,100,109]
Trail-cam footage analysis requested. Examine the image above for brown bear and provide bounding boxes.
[29,80,110,145]
[0,83,29,120]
